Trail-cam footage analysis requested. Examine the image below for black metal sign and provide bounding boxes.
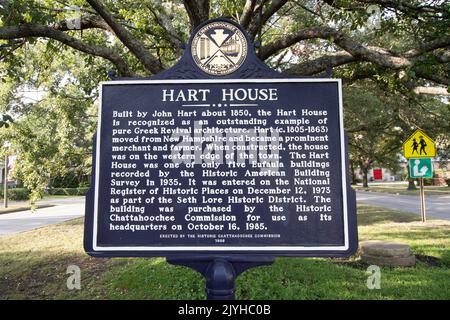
[84,18,358,299]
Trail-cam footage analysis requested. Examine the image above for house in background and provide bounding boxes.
[354,167,399,182]
[353,160,450,184]
[0,155,18,187]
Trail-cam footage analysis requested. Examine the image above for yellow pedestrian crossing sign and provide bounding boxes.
[403,129,435,158]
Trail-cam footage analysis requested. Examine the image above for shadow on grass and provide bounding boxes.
[0,250,121,299]
[1,206,449,300]
[102,258,205,300]
[102,255,450,300]
[357,204,420,226]
[1,250,449,300]
[236,257,450,300]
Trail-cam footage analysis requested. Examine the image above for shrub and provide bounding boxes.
[47,187,89,196]
[79,180,90,188]
[0,188,30,201]
[51,172,80,188]
[446,179,450,187]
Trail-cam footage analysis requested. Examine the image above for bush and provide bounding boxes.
[47,187,89,196]
[423,178,434,186]
[52,172,80,188]
[79,180,90,188]
[0,188,30,201]
[446,179,450,187]
[352,177,362,184]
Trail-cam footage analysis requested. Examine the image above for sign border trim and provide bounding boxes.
[93,78,349,252]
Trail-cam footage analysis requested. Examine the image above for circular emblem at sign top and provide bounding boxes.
[191,21,248,76]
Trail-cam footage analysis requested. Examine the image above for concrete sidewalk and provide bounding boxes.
[0,197,85,235]
[4,196,85,208]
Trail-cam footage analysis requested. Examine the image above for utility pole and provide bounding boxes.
[3,154,7,208]
[3,141,10,209]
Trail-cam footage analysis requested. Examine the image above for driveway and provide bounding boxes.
[356,191,450,221]
[0,197,85,235]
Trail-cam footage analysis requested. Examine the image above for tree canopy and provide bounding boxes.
[344,80,450,187]
[0,1,448,93]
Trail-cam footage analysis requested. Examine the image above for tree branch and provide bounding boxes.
[412,86,449,96]
[0,40,25,62]
[183,0,210,31]
[341,68,380,84]
[0,24,132,76]
[435,50,450,64]
[86,0,163,74]
[285,51,355,75]
[240,0,257,29]
[414,70,450,86]
[261,26,450,74]
[404,37,450,58]
[247,0,289,39]
[146,2,183,56]
[51,15,112,32]
[259,26,337,60]
[323,0,449,17]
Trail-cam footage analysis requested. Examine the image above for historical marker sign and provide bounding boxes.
[84,78,357,256]
[84,19,357,259]
[403,129,436,158]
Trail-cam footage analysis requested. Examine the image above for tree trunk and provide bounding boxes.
[350,161,357,185]
[406,163,417,190]
[408,178,417,190]
[362,167,369,188]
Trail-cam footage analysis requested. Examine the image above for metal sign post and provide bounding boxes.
[167,256,274,300]
[419,178,426,222]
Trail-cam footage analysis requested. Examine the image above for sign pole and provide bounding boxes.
[205,259,236,300]
[419,178,426,222]
[167,256,275,300]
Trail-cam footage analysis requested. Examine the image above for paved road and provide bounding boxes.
[0,197,85,235]
[1,192,448,236]
[356,191,450,220]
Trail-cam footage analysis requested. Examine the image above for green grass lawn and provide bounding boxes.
[0,204,449,300]
[353,184,450,196]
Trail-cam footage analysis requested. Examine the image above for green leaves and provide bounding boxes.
[22,12,32,23]
[4,94,95,203]
[344,82,404,174]
[0,113,13,128]
[0,41,97,202]
[0,0,448,198]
